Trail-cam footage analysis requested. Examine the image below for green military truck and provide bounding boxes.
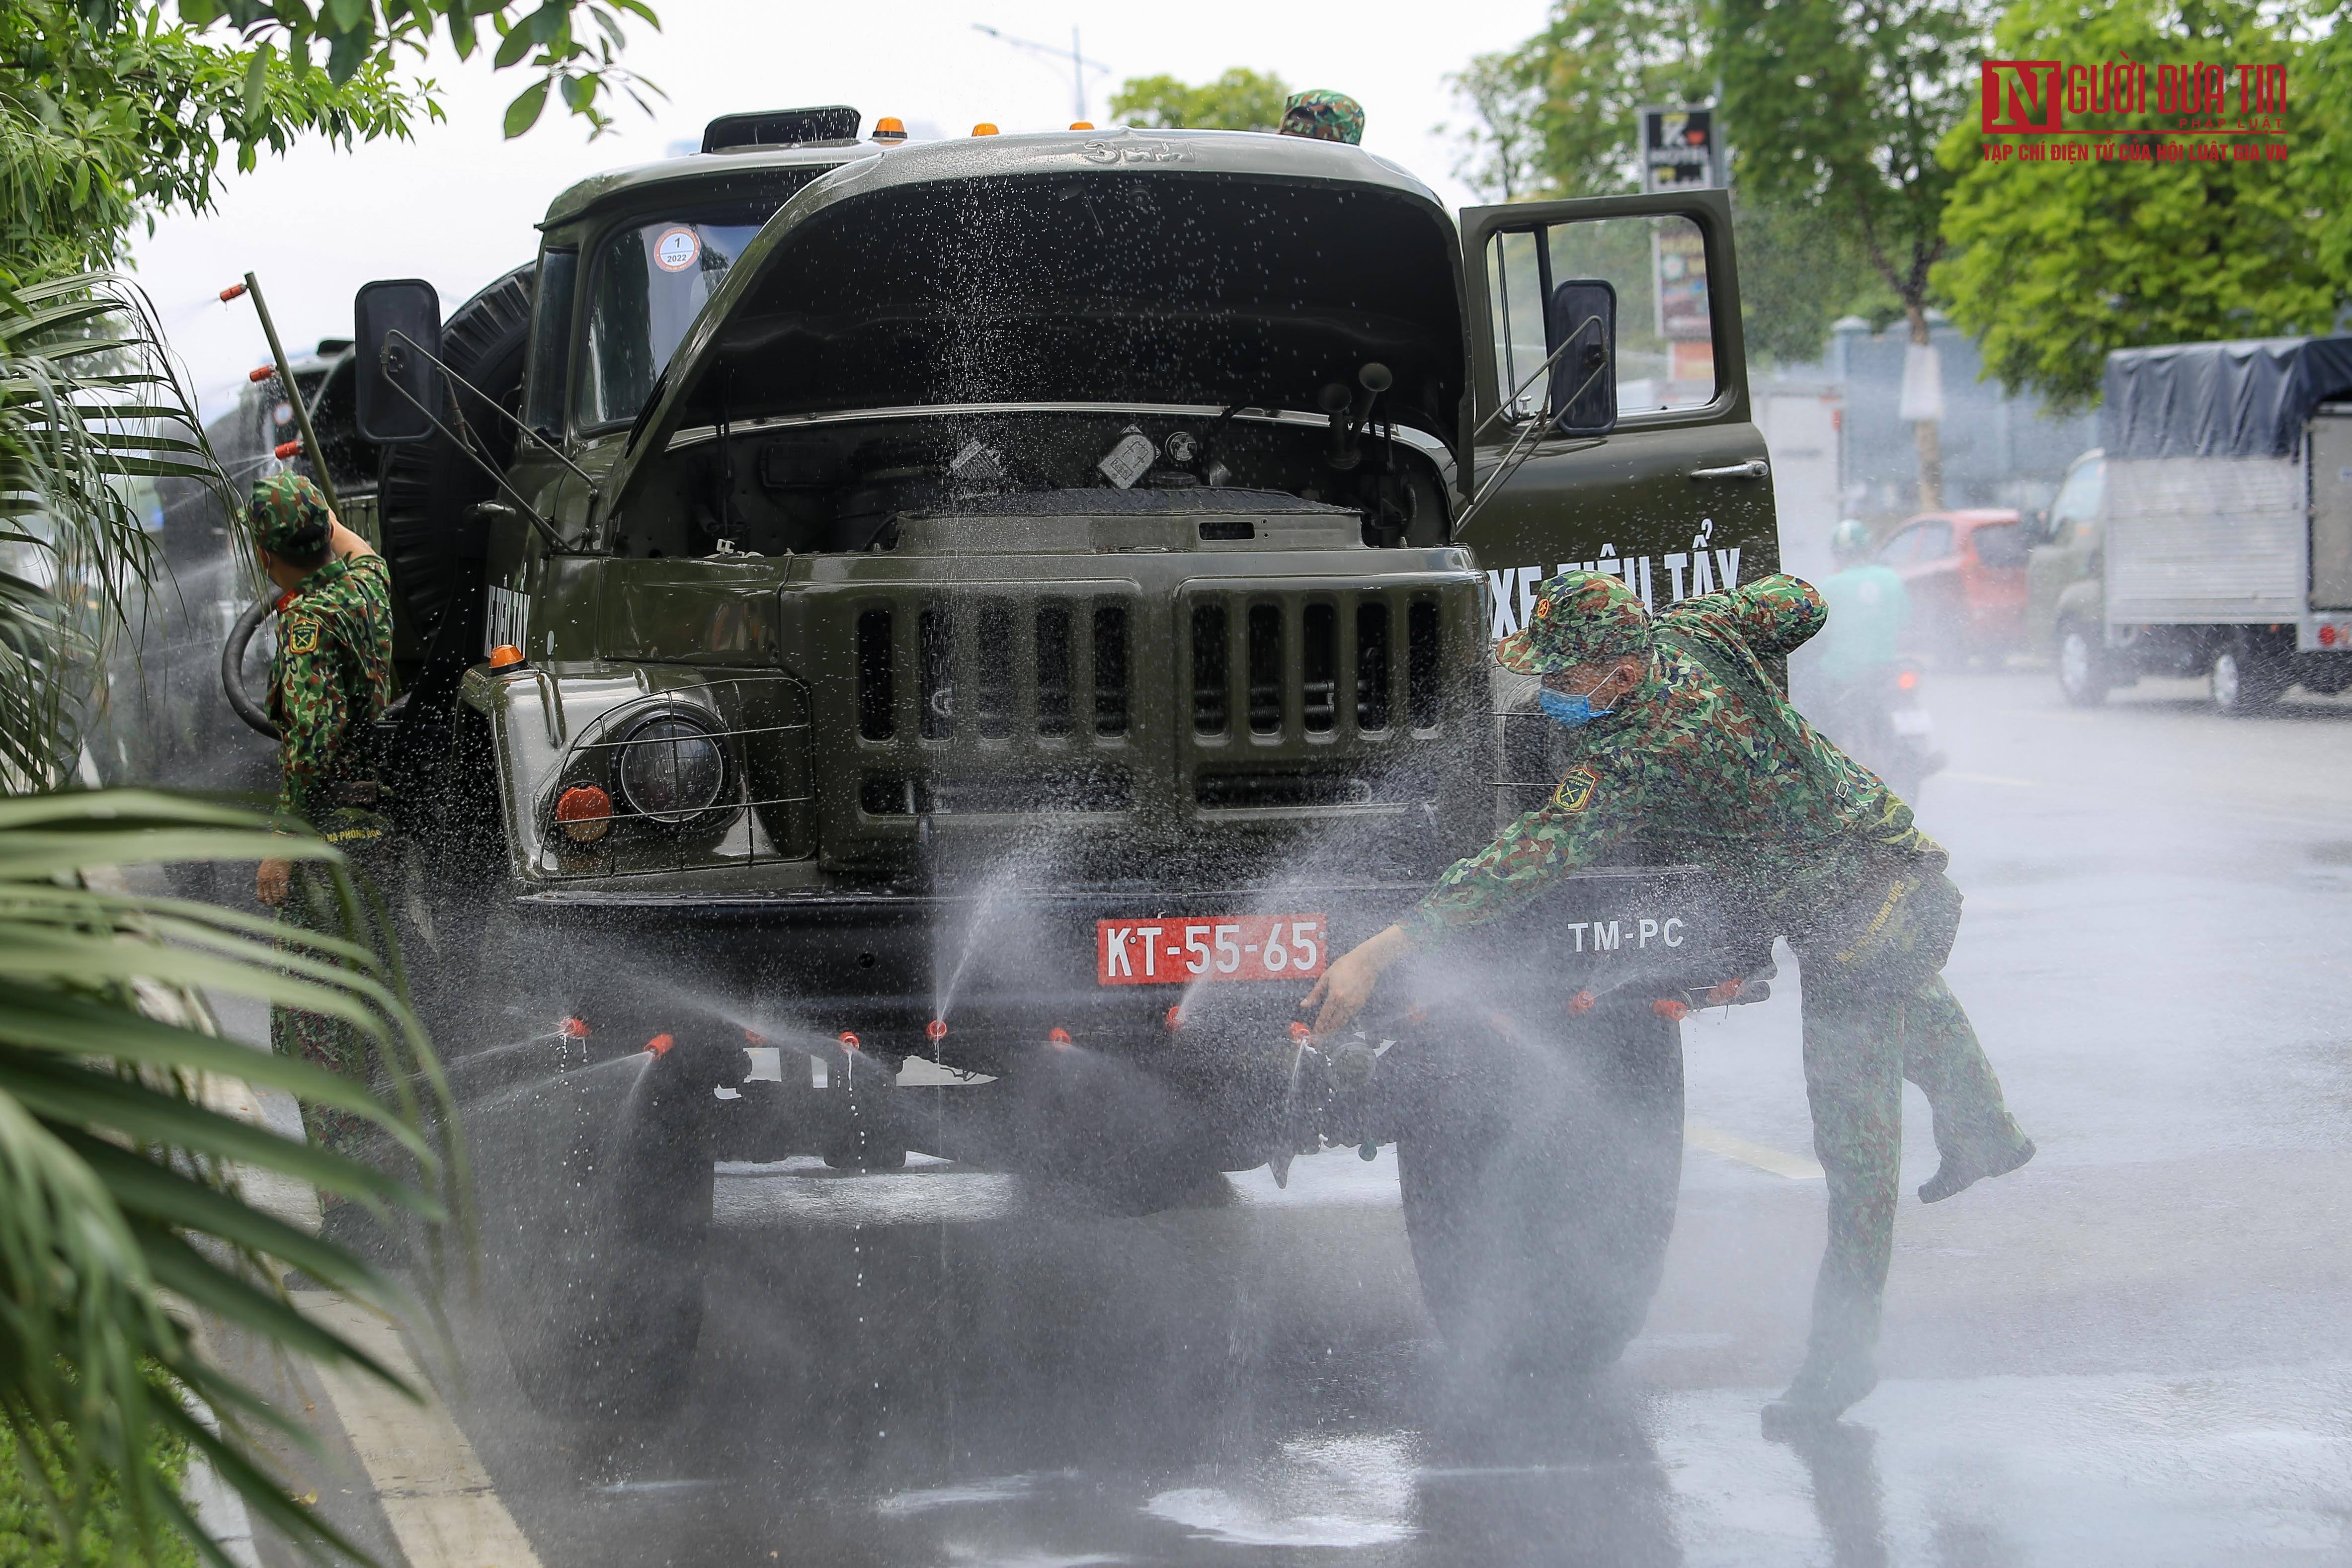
[254,107,1782,1413]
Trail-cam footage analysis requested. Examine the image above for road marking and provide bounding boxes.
[1685,1122,1825,1181]
[1941,771,2043,788]
[294,1294,545,1568]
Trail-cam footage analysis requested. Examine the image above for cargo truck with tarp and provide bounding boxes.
[2047,335,2352,711]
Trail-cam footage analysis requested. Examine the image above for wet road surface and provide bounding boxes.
[255,668,2352,1567]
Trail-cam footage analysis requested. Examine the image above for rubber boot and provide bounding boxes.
[1764,1284,1880,1435]
[1762,1351,1879,1437]
[1919,1136,2035,1204]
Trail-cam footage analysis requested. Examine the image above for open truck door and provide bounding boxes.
[1455,188,1780,643]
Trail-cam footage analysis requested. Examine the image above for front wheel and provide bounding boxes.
[2211,636,2286,716]
[470,1030,730,1420]
[1392,996,1683,1378]
[2056,621,2111,707]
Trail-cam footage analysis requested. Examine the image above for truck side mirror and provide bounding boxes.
[1546,279,1618,437]
[354,279,442,445]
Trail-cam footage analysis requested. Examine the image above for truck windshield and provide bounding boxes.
[574,178,832,430]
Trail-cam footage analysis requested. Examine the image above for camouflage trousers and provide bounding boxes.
[269,810,405,1178]
[1788,870,2028,1371]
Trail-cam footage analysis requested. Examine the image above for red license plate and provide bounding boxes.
[1095,914,1328,986]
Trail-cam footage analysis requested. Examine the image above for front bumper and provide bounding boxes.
[507,864,1748,1068]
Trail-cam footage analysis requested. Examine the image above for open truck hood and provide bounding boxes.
[600,129,1466,519]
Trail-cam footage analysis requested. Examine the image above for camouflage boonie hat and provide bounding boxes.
[1280,89,1366,145]
[247,472,331,557]
[1495,571,1652,675]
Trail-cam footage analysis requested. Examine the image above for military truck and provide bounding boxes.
[237,107,1782,1414]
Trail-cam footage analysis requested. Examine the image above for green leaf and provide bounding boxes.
[0,1055,428,1211]
[325,19,374,83]
[502,76,549,137]
[243,41,273,121]
[492,19,535,69]
[0,981,436,1162]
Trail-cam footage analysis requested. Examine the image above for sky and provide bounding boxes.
[130,0,1553,419]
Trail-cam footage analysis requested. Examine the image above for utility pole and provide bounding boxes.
[972,22,1110,124]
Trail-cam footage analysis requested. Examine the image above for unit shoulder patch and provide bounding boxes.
[283,616,320,656]
[1551,765,1600,813]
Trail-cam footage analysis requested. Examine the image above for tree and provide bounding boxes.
[2310,2,2352,300]
[0,0,662,278]
[1443,50,1545,200]
[1443,0,1886,368]
[1716,0,1995,507]
[1109,67,1289,131]
[111,0,659,138]
[1459,0,1714,198]
[0,3,420,277]
[1935,0,2340,411]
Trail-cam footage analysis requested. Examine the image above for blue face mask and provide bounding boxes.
[1539,686,1614,729]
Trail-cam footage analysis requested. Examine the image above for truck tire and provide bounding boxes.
[1005,1046,1221,1216]
[1392,996,1683,1377]
[2056,620,2110,707]
[470,1028,729,1420]
[376,266,534,662]
[2211,635,2287,716]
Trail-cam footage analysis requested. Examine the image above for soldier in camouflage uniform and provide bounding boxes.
[248,473,397,1169]
[1279,89,1367,145]
[1306,570,2035,1427]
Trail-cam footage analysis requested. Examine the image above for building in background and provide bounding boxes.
[1752,378,1843,582]
[1825,313,2095,529]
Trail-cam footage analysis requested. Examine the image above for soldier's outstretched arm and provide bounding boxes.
[1305,771,1633,1036]
[1712,571,1834,658]
[1403,766,1634,947]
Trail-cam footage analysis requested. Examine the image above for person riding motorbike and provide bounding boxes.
[1801,519,1943,797]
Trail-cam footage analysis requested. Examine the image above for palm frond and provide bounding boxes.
[0,789,458,1568]
[0,270,235,793]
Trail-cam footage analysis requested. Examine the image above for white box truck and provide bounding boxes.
[2044,335,2352,712]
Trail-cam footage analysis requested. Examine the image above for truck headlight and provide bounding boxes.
[614,711,727,824]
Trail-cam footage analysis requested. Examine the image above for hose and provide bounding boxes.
[221,597,280,741]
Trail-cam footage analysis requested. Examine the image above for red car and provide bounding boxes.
[1874,508,2030,662]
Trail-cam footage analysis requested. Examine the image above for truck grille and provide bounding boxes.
[836,576,1474,835]
[1185,587,1448,741]
[855,598,1134,744]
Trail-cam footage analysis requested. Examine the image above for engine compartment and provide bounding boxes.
[605,406,1456,560]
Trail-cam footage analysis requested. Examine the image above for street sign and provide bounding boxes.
[1640,107,1720,191]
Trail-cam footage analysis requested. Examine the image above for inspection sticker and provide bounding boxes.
[1097,914,1326,986]
[653,227,701,271]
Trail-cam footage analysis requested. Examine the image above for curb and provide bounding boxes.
[179,1393,261,1568]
